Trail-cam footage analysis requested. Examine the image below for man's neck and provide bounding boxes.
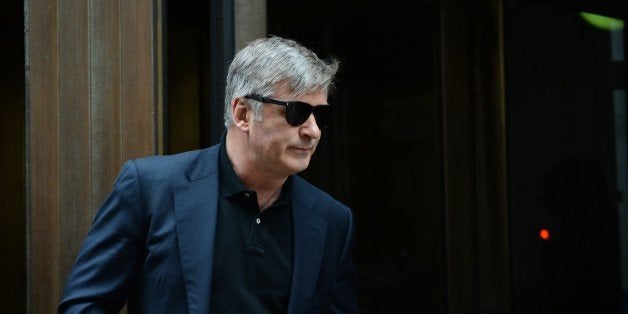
[225,128,287,195]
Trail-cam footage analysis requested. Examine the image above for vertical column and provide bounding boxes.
[89,0,122,217]
[26,0,61,312]
[468,1,510,312]
[613,89,628,307]
[235,0,266,50]
[25,0,162,311]
[121,0,158,161]
[58,0,91,285]
[440,0,509,313]
[440,0,475,312]
[209,0,235,144]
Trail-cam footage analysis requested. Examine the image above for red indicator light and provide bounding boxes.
[539,228,550,240]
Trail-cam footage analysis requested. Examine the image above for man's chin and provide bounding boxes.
[285,159,311,175]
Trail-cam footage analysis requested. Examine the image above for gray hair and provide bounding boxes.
[224,36,339,127]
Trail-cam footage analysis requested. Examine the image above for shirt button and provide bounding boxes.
[256,218,261,224]
[244,192,250,198]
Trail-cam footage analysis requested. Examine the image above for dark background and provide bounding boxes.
[506,1,626,312]
[267,0,445,312]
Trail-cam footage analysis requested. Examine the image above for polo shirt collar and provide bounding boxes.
[218,131,293,208]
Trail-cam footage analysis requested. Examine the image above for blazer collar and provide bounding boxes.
[186,145,219,182]
[174,145,220,313]
[287,177,328,313]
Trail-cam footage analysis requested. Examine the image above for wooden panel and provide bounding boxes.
[26,0,162,310]
[121,0,156,160]
[235,0,266,50]
[26,0,61,312]
[58,0,91,287]
[156,0,165,155]
[89,0,122,216]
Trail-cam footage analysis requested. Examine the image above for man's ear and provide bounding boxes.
[232,97,250,131]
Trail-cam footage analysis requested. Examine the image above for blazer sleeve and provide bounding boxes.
[330,207,359,313]
[58,161,146,313]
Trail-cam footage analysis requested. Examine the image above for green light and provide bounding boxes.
[580,12,624,31]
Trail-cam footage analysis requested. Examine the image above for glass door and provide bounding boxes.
[506,1,627,312]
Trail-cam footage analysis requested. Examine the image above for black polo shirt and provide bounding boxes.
[210,134,294,313]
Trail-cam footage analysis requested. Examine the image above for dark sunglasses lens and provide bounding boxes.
[286,102,332,127]
[286,102,314,126]
[313,105,331,128]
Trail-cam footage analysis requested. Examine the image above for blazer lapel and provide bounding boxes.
[173,147,220,313]
[287,179,328,314]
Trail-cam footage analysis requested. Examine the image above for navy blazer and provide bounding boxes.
[59,144,358,313]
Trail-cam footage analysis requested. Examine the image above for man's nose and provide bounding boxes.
[299,113,321,140]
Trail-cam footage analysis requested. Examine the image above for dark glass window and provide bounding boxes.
[506,1,626,312]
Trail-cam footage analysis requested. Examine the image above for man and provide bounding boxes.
[59,37,358,313]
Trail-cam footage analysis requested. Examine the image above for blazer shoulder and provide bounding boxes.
[128,144,220,187]
[292,175,352,222]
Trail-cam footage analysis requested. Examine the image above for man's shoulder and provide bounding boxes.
[127,145,220,184]
[292,175,329,198]
[292,175,351,218]
[133,148,204,168]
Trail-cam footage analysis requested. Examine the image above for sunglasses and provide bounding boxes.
[244,94,332,128]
